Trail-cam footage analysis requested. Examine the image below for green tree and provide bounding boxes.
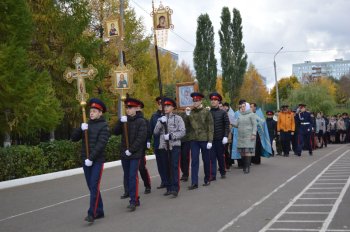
[219,8,247,104]
[270,76,301,103]
[0,0,62,145]
[287,84,336,114]
[193,14,217,94]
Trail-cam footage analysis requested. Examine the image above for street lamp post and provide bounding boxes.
[273,46,283,110]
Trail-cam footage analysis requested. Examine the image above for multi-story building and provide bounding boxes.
[292,59,350,82]
[150,45,179,63]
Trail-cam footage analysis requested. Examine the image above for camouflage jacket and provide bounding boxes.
[188,107,214,142]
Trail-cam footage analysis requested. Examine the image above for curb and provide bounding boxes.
[0,155,156,190]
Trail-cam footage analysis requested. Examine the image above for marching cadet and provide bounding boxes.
[71,98,110,223]
[266,110,277,156]
[150,97,167,189]
[209,93,230,180]
[277,105,295,157]
[114,98,148,211]
[154,97,186,197]
[136,104,152,194]
[295,103,313,156]
[187,92,214,189]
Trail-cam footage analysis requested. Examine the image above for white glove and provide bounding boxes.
[147,142,151,149]
[207,142,212,149]
[159,116,167,123]
[185,108,191,116]
[85,159,93,166]
[121,116,127,123]
[125,150,132,156]
[222,137,228,145]
[164,134,170,140]
[81,123,88,131]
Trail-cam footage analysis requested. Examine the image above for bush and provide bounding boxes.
[38,140,81,172]
[0,136,122,181]
[0,146,49,181]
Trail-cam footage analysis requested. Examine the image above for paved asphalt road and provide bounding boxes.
[1,144,349,232]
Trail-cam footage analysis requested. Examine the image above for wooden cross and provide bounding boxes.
[63,53,98,159]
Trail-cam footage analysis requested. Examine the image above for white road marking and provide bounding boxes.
[258,149,350,232]
[216,146,346,232]
[320,171,350,231]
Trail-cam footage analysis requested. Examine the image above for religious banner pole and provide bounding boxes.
[152,0,173,181]
[64,53,98,159]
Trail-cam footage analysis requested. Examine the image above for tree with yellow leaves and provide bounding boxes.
[238,63,269,106]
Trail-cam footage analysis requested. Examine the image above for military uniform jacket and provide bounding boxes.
[114,114,148,160]
[188,107,214,142]
[71,117,110,162]
[153,112,186,150]
[295,111,312,133]
[210,107,230,140]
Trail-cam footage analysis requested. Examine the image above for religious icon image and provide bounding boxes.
[116,72,128,89]
[157,15,167,29]
[107,20,120,37]
[153,3,173,31]
[77,78,86,94]
[176,82,198,109]
[179,86,194,107]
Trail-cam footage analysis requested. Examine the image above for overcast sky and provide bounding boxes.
[129,0,350,88]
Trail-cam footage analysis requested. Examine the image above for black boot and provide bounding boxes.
[242,157,247,173]
[244,157,251,174]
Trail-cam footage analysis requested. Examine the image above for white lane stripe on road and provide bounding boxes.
[320,170,350,231]
[284,212,328,214]
[216,145,346,232]
[258,149,350,232]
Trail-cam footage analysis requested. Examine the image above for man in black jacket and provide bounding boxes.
[266,110,277,156]
[71,98,110,223]
[114,98,148,211]
[209,93,230,180]
[150,97,166,189]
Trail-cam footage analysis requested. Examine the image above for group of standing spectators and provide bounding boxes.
[267,106,350,158]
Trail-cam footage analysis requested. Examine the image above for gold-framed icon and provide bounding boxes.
[109,64,134,96]
[105,16,123,39]
[152,2,173,30]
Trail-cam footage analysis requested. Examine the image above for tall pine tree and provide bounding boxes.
[193,14,217,94]
[219,8,247,104]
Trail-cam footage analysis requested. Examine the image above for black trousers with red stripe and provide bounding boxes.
[139,155,151,189]
[83,161,104,218]
[180,141,191,178]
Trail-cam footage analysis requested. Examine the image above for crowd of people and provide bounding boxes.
[71,94,350,223]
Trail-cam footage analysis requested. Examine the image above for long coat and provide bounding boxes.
[232,109,257,149]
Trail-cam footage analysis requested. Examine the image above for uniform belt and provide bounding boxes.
[301,122,310,125]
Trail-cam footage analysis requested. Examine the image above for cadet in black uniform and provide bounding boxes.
[295,104,313,156]
[114,98,148,211]
[71,98,110,223]
[209,93,230,179]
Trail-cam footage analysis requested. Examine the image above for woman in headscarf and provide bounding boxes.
[232,102,257,174]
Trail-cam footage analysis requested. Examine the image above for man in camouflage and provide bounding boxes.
[187,92,214,190]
